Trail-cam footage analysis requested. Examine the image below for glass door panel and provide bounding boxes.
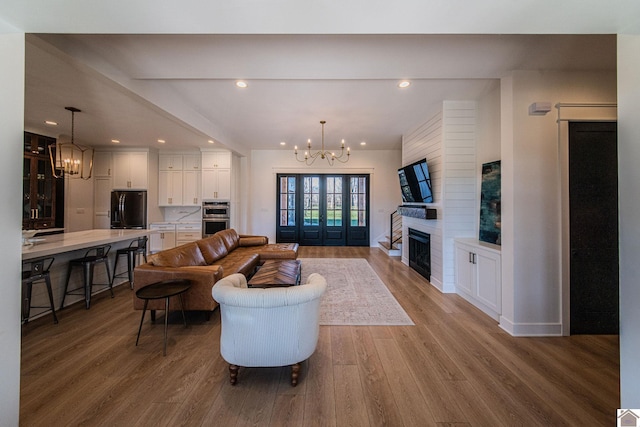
[276,175,298,242]
[323,176,346,245]
[348,175,369,245]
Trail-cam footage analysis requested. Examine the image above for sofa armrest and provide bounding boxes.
[238,235,269,246]
[133,263,223,288]
[133,263,224,311]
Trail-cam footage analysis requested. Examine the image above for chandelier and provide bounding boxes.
[294,120,350,166]
[49,107,94,180]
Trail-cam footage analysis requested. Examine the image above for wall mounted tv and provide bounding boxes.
[398,158,433,203]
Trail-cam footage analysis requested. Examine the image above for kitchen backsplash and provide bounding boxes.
[163,206,202,223]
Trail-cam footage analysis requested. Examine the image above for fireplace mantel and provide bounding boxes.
[398,205,437,220]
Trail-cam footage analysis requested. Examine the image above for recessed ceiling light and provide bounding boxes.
[360,141,367,146]
[398,80,411,88]
[208,140,215,144]
[111,139,120,144]
[44,120,58,126]
[280,142,286,146]
[236,81,248,88]
[157,139,165,144]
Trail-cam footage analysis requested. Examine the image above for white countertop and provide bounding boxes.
[22,229,150,260]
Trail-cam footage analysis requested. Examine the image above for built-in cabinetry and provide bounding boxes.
[93,151,113,178]
[149,222,201,253]
[149,223,176,253]
[201,151,231,200]
[176,223,202,246]
[23,132,59,230]
[92,151,112,229]
[158,153,201,206]
[454,238,501,320]
[112,151,148,189]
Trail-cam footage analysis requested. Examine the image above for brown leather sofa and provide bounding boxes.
[133,229,298,313]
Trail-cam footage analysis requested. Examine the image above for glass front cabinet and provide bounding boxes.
[23,132,58,230]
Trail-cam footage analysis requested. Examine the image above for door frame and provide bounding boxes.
[275,173,370,246]
[557,103,617,335]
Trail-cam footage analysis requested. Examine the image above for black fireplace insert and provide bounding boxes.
[408,228,431,281]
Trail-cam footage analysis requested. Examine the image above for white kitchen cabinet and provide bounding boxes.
[202,168,231,200]
[182,170,201,206]
[112,151,148,189]
[201,151,231,200]
[158,170,183,206]
[182,154,201,171]
[201,151,230,169]
[93,177,112,229]
[149,223,177,253]
[454,238,502,320]
[176,223,202,246]
[93,151,113,177]
[158,153,201,206]
[159,154,183,171]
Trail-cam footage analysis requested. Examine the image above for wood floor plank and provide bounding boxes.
[270,394,306,427]
[393,325,468,424]
[303,327,337,427]
[373,337,437,426]
[19,247,620,427]
[351,326,404,426]
[333,364,371,427]
[331,325,358,365]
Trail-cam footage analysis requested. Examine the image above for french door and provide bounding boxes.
[276,174,369,246]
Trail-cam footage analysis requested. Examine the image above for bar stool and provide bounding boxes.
[60,244,113,310]
[22,257,58,324]
[111,236,148,289]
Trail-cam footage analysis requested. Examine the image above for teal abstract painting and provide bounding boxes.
[479,160,501,245]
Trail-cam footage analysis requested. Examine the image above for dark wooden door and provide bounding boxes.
[569,121,618,334]
[276,174,370,246]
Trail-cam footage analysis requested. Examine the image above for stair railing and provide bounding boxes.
[390,210,402,247]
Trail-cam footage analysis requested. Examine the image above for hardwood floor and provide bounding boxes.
[20,247,619,426]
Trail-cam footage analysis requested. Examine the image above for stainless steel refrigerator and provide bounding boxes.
[111,190,147,229]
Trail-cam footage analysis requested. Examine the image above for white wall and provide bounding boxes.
[618,34,640,409]
[247,149,402,244]
[476,82,501,165]
[0,32,24,427]
[500,70,617,336]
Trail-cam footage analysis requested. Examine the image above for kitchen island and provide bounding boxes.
[22,229,150,316]
[22,229,150,260]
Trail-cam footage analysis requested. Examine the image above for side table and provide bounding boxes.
[135,279,191,356]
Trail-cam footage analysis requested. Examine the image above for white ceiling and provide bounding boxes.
[3,1,633,156]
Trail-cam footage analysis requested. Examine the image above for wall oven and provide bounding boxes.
[202,218,230,237]
[202,200,230,237]
[202,200,230,218]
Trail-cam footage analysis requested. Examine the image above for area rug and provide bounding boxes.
[299,258,414,326]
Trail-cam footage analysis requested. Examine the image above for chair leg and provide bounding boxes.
[60,264,74,310]
[229,364,239,385]
[291,363,301,387]
[127,251,135,289]
[83,262,93,309]
[22,281,33,324]
[44,274,59,324]
[110,254,120,287]
[104,259,114,298]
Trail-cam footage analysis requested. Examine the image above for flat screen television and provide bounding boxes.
[398,158,433,203]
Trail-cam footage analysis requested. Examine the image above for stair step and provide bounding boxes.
[378,241,402,256]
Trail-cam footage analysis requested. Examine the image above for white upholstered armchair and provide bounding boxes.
[211,272,327,386]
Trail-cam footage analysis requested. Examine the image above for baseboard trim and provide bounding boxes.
[499,316,563,336]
